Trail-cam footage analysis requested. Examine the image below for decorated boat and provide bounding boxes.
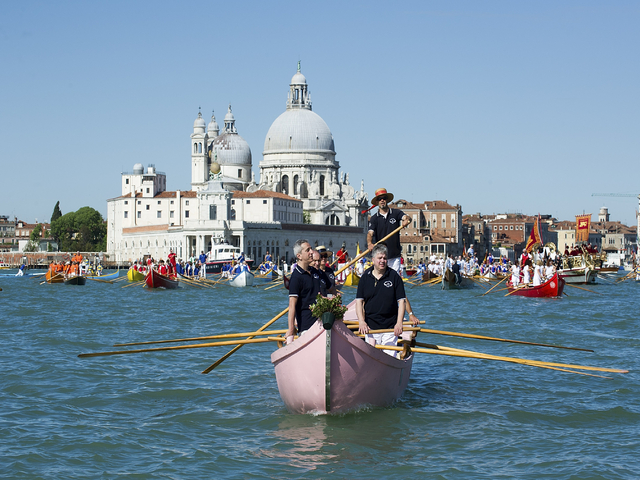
[145,269,179,289]
[127,268,146,282]
[507,273,565,298]
[271,318,414,414]
[45,270,65,284]
[255,266,279,282]
[229,268,254,287]
[64,274,87,286]
[558,268,596,285]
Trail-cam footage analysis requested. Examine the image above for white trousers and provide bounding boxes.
[388,257,402,275]
[365,332,399,358]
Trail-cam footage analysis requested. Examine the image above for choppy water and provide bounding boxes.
[1,271,639,479]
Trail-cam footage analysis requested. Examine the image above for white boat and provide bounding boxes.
[229,268,254,287]
[205,243,255,275]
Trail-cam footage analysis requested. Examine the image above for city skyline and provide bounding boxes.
[1,1,638,226]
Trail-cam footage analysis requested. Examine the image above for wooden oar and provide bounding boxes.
[504,283,530,296]
[479,274,511,296]
[264,281,282,291]
[417,326,593,352]
[201,224,408,374]
[564,283,601,294]
[79,336,287,358]
[40,272,63,285]
[464,275,489,289]
[381,343,626,375]
[122,279,146,288]
[115,328,290,346]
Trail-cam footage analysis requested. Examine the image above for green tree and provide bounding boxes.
[51,207,107,252]
[51,201,62,224]
[24,223,43,252]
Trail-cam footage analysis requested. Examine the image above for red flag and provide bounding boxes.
[575,214,591,244]
[525,215,542,253]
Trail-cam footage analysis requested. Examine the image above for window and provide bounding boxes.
[238,169,242,179]
[125,179,129,184]
[231,200,235,205]
[137,211,141,218]
[170,211,174,218]
[170,200,174,205]
[209,205,217,220]
[282,175,289,195]
[499,226,503,230]
[263,200,267,204]
[319,175,325,196]
[494,226,497,230]
[185,200,189,206]
[510,226,513,230]
[146,205,150,210]
[157,211,162,218]
[146,188,150,193]
[124,211,128,218]
[293,175,299,195]
[246,200,250,204]
[185,211,190,218]
[157,200,161,204]
[138,201,141,205]
[124,201,128,205]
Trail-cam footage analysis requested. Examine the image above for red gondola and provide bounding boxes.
[507,273,565,298]
[145,269,179,289]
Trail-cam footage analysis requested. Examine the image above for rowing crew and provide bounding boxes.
[510,259,557,287]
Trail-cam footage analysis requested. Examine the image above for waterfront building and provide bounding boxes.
[106,65,369,264]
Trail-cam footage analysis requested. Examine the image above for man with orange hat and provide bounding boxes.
[367,187,420,325]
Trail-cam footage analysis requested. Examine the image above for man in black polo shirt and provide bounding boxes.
[286,239,327,340]
[355,243,406,356]
[366,187,419,326]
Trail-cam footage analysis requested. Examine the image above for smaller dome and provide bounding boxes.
[224,105,235,123]
[207,112,219,134]
[291,71,306,85]
[193,111,206,133]
[212,133,252,166]
[133,163,144,174]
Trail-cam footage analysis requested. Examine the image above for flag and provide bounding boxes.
[525,215,543,253]
[575,214,591,244]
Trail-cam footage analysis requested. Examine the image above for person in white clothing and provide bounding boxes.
[522,260,532,284]
[544,260,555,280]
[532,261,543,287]
[511,262,521,286]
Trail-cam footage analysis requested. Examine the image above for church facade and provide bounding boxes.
[106,65,369,264]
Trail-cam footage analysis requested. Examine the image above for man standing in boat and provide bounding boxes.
[286,239,327,340]
[356,243,406,357]
[366,187,420,325]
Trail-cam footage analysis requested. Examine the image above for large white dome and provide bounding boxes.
[212,133,252,166]
[263,108,335,154]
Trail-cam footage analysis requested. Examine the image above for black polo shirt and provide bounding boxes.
[321,265,335,290]
[368,208,405,259]
[355,266,406,330]
[288,264,328,332]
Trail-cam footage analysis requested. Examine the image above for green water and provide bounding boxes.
[1,272,638,479]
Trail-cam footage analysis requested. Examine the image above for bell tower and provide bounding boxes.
[191,109,208,191]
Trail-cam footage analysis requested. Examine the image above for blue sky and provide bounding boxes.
[1,1,638,226]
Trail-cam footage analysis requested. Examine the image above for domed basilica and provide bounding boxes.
[107,64,369,264]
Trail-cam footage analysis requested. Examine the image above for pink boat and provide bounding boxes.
[271,304,414,414]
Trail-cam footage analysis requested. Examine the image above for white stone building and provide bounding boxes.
[106,65,369,264]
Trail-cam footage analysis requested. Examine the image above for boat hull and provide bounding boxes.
[271,320,413,414]
[343,271,360,286]
[229,269,254,287]
[64,275,87,285]
[45,270,65,284]
[145,270,179,289]
[87,270,121,281]
[127,269,146,282]
[507,273,565,298]
[442,269,470,289]
[558,268,596,284]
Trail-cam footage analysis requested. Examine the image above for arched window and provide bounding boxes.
[319,175,325,196]
[281,175,289,195]
[193,143,197,154]
[325,214,340,226]
[198,143,202,153]
[293,175,299,195]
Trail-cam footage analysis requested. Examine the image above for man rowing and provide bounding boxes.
[366,187,419,326]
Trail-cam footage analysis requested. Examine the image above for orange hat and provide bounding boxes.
[371,188,394,206]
